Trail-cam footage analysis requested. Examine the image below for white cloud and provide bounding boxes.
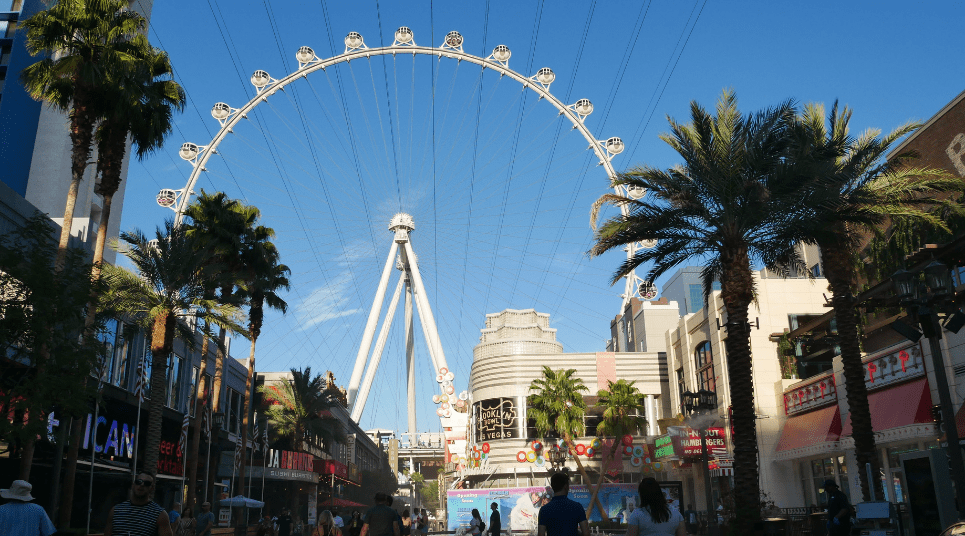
[295,271,361,330]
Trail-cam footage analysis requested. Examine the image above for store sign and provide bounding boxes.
[654,434,680,460]
[266,449,314,471]
[249,466,319,483]
[863,342,924,391]
[474,398,518,441]
[80,413,137,459]
[681,428,725,458]
[348,462,360,483]
[316,459,347,479]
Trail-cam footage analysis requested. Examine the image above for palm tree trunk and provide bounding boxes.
[187,331,211,510]
[585,442,617,520]
[144,312,176,474]
[719,249,760,535]
[56,96,95,270]
[822,245,882,502]
[563,435,607,521]
[236,337,257,527]
[18,430,36,480]
[59,411,85,527]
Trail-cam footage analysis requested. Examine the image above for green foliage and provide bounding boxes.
[0,216,102,452]
[595,379,648,442]
[527,366,589,441]
[259,367,345,452]
[419,481,440,511]
[776,334,798,380]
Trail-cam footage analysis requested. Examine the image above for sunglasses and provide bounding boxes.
[134,478,154,487]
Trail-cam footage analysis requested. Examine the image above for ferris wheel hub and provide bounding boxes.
[389,213,415,232]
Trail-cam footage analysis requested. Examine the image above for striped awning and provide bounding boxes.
[710,468,734,477]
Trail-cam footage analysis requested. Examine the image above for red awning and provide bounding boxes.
[841,378,932,435]
[777,405,842,452]
[321,498,368,508]
[956,403,965,438]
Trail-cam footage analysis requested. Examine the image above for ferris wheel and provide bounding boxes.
[156,26,659,431]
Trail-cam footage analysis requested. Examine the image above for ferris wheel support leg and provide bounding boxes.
[347,241,400,406]
[404,278,417,444]
[351,273,405,422]
[403,240,449,373]
[411,272,441,374]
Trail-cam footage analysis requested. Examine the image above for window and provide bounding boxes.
[676,368,686,401]
[694,341,715,394]
[688,284,703,314]
[112,328,131,388]
[188,366,200,415]
[166,354,182,409]
[226,388,242,434]
[142,339,153,398]
[810,263,822,278]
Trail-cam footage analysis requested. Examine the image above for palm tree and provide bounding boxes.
[101,220,247,474]
[590,90,803,532]
[527,366,606,520]
[788,102,964,500]
[237,240,290,517]
[259,367,345,453]
[19,0,146,267]
[587,380,647,520]
[182,192,261,503]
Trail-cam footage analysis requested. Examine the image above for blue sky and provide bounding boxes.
[121,0,965,433]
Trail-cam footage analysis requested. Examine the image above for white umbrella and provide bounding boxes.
[220,495,265,508]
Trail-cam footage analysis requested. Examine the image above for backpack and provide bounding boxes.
[479,521,486,533]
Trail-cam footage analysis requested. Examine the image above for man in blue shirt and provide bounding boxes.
[0,480,55,536]
[537,473,589,536]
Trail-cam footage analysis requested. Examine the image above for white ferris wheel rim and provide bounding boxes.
[165,30,644,303]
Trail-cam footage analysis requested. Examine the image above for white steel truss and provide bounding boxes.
[347,213,455,438]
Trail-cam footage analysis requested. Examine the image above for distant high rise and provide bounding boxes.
[0,0,153,262]
[661,266,720,316]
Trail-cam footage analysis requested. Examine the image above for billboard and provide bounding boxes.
[446,482,683,532]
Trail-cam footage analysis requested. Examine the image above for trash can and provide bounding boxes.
[810,512,828,536]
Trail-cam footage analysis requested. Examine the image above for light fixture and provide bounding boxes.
[944,310,965,334]
[890,318,923,343]
[892,269,917,303]
[924,261,954,297]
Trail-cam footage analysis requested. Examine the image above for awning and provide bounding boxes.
[709,468,733,477]
[776,405,841,452]
[841,378,932,436]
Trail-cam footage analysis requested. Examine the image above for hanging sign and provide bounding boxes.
[681,428,726,458]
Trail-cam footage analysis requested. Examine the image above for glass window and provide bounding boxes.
[112,326,132,388]
[676,368,686,401]
[188,366,200,415]
[688,284,703,314]
[166,354,182,409]
[694,342,715,395]
[227,388,242,434]
[95,319,119,382]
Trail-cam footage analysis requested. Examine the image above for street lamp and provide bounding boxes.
[682,389,719,536]
[891,262,965,519]
[547,444,569,473]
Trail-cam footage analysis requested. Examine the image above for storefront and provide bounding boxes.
[221,448,320,526]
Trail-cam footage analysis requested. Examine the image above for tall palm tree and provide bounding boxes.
[527,367,606,520]
[182,192,261,503]
[788,102,964,500]
[101,220,247,474]
[237,241,290,517]
[587,380,647,519]
[259,367,345,453]
[590,91,803,532]
[19,0,146,267]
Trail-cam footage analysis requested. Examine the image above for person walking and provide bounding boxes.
[333,511,344,530]
[625,479,684,536]
[360,493,400,536]
[170,502,182,529]
[258,515,276,536]
[401,510,412,536]
[278,509,294,536]
[824,480,851,536]
[197,502,216,536]
[681,504,699,535]
[348,512,364,536]
[469,509,483,536]
[316,511,342,536]
[175,506,198,536]
[0,480,56,536]
[104,472,174,536]
[536,473,589,536]
[490,502,502,536]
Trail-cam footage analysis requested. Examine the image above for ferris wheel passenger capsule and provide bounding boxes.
[444,31,463,48]
[492,45,511,62]
[445,372,455,381]
[395,27,413,44]
[250,70,271,89]
[536,67,555,86]
[575,99,593,116]
[156,189,177,208]
[606,137,625,155]
[627,185,645,199]
[345,32,363,49]
[179,143,200,161]
[296,46,315,64]
[211,103,231,121]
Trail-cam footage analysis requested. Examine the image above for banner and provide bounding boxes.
[447,482,683,532]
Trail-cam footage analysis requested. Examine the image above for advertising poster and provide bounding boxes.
[447,482,683,533]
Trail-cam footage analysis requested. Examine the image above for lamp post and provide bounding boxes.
[682,389,719,536]
[207,412,225,503]
[892,262,965,519]
[547,443,569,474]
